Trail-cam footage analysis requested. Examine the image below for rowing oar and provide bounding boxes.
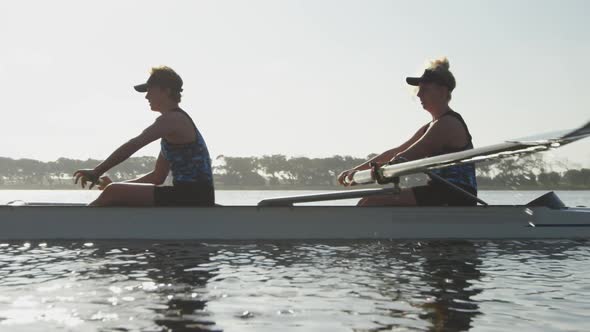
[350,161,487,206]
[351,120,590,185]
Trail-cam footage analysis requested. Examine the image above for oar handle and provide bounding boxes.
[340,163,377,186]
[351,168,375,185]
[350,162,396,185]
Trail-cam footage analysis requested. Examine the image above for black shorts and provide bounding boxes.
[412,182,477,206]
[154,182,215,207]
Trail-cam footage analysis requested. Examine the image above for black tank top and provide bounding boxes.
[427,111,477,190]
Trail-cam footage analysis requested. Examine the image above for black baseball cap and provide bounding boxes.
[134,67,183,93]
[406,69,456,91]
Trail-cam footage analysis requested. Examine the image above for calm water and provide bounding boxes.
[1,190,590,331]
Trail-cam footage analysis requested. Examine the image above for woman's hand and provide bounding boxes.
[73,169,101,189]
[337,169,357,187]
[389,155,408,164]
[97,176,112,190]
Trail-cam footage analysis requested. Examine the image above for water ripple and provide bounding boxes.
[0,240,589,331]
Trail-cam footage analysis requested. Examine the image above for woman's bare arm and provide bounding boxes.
[337,124,429,186]
[123,153,170,185]
[395,116,467,161]
[93,116,174,176]
[352,124,429,170]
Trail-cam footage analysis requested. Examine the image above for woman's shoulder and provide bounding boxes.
[157,109,191,123]
[437,111,466,127]
[427,113,468,138]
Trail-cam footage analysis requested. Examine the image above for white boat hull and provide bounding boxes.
[1,205,589,240]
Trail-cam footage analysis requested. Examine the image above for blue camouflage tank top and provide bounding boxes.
[428,111,477,191]
[160,109,213,186]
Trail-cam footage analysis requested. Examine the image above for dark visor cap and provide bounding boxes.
[134,70,183,93]
[133,83,149,93]
[406,69,455,91]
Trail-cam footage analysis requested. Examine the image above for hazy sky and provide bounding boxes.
[2,0,589,168]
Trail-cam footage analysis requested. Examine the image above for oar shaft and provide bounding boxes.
[352,142,542,185]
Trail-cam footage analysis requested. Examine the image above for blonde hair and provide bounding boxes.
[427,57,455,101]
[428,57,451,72]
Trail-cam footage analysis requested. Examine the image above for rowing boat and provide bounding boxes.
[1,121,589,240]
[1,192,589,240]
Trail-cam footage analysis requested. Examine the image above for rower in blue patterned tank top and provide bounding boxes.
[337,57,477,206]
[160,108,213,186]
[73,66,215,206]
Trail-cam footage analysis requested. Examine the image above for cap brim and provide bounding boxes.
[134,83,148,92]
[405,77,421,86]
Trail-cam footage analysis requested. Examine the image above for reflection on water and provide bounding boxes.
[0,241,222,331]
[0,240,589,331]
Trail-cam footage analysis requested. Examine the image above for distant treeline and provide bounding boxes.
[0,154,589,190]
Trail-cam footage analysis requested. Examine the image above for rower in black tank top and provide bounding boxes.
[428,111,477,190]
[412,111,478,206]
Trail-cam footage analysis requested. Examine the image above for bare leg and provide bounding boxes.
[90,183,155,206]
[357,188,417,206]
